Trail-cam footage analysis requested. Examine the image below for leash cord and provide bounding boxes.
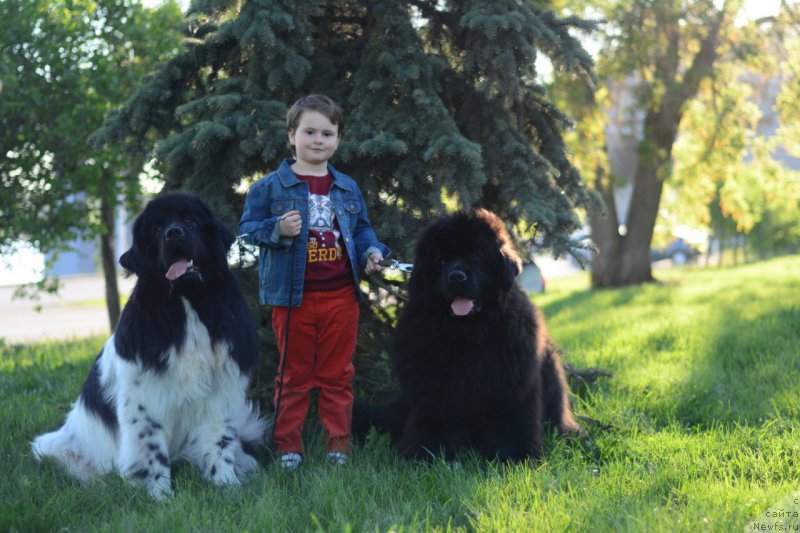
[235,229,294,457]
[268,238,295,455]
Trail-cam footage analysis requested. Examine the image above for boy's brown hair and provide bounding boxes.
[286,94,345,135]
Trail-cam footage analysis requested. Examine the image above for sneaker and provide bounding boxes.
[327,451,349,466]
[278,452,303,470]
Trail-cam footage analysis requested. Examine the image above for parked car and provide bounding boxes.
[566,230,701,268]
[650,237,700,265]
[517,261,546,294]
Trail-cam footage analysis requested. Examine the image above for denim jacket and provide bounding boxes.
[239,159,390,307]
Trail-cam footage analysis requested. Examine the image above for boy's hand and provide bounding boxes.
[365,253,384,274]
[278,210,302,238]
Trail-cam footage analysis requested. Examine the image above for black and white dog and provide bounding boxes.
[32,193,266,499]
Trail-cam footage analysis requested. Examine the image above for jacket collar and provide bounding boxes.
[277,159,353,191]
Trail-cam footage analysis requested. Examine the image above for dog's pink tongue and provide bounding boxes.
[451,298,474,316]
[165,260,190,281]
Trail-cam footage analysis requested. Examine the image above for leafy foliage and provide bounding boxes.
[0,0,183,256]
[552,0,800,285]
[664,5,800,256]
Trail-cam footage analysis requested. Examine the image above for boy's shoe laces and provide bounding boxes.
[279,452,303,470]
[327,451,349,466]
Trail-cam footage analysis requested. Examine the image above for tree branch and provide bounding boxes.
[672,4,727,115]
[782,0,800,31]
[654,5,680,85]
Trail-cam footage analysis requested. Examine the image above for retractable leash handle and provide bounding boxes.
[378,258,414,273]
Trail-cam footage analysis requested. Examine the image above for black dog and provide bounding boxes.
[32,193,265,499]
[360,210,581,461]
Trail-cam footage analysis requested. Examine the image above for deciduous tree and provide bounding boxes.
[1,0,182,327]
[562,0,735,286]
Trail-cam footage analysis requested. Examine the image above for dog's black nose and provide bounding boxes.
[447,269,467,283]
[164,225,185,241]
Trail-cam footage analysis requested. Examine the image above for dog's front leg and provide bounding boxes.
[186,418,241,486]
[117,399,173,500]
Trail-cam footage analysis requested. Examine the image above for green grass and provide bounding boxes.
[2,256,799,531]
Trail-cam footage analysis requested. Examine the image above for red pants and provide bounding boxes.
[271,285,359,454]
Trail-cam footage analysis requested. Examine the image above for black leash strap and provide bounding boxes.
[268,239,295,454]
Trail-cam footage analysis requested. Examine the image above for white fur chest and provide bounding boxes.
[109,298,244,418]
[157,297,240,400]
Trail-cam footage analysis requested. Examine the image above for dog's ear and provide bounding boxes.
[503,250,523,289]
[119,246,139,273]
[119,211,145,274]
[475,209,523,289]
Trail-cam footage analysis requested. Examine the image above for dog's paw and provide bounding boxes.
[207,461,240,486]
[126,470,173,500]
[234,451,259,477]
[148,482,174,501]
[123,459,173,500]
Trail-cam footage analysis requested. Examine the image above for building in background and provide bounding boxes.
[0,206,132,286]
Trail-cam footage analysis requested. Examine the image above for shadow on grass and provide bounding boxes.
[541,283,680,361]
[672,303,800,426]
[539,267,800,430]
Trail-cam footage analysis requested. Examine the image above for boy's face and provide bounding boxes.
[288,110,340,170]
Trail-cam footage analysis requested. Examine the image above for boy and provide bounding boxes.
[239,94,389,469]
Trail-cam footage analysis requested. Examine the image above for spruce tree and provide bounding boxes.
[94,0,596,395]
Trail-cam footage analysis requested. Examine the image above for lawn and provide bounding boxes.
[2,256,799,531]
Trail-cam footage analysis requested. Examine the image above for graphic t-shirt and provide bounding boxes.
[295,173,352,291]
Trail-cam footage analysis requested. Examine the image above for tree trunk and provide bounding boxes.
[100,195,121,331]
[743,235,749,263]
[589,6,726,288]
[590,113,670,287]
[705,235,714,267]
[588,164,623,287]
